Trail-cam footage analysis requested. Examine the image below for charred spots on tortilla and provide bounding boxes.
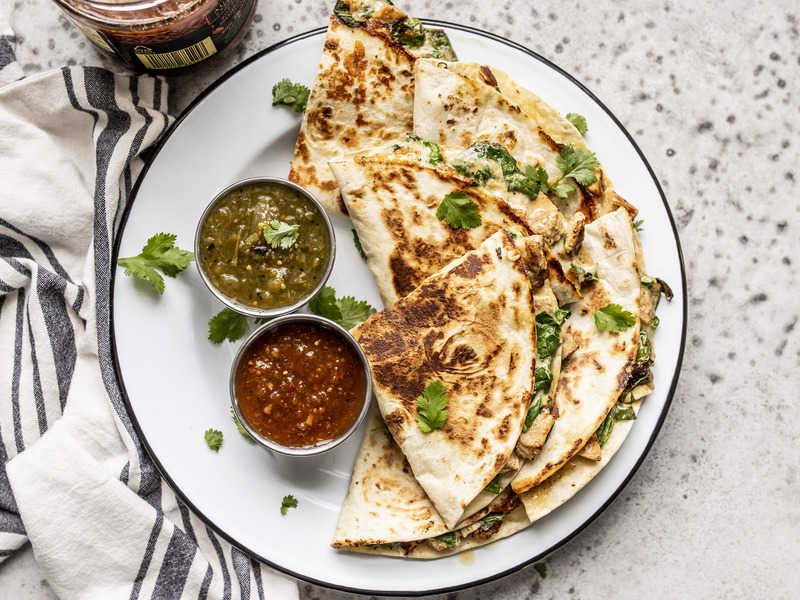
[479,65,498,87]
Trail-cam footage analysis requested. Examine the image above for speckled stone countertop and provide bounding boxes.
[2,1,798,598]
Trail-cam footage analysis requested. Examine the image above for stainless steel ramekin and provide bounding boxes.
[229,313,372,457]
[194,177,336,319]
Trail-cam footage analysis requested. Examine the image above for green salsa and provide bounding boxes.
[198,182,331,310]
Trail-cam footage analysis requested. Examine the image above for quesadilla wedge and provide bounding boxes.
[331,408,529,558]
[412,58,627,222]
[350,231,535,528]
[512,208,642,494]
[329,150,543,304]
[288,0,457,214]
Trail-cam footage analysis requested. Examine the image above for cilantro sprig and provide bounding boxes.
[565,112,588,135]
[117,233,194,294]
[264,220,299,250]
[594,303,636,333]
[280,494,298,515]
[208,308,248,344]
[272,79,310,113]
[551,145,599,198]
[436,191,482,230]
[204,428,223,452]
[416,380,448,433]
[458,142,550,200]
[308,285,376,330]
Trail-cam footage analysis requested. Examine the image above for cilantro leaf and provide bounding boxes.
[352,228,366,259]
[308,285,376,330]
[551,145,599,197]
[117,232,194,294]
[280,494,298,515]
[231,408,255,443]
[484,473,503,494]
[336,296,377,330]
[416,380,448,433]
[204,428,223,452]
[565,112,588,135]
[308,286,341,320]
[272,78,310,113]
[208,308,248,344]
[523,164,550,195]
[594,304,636,333]
[264,220,299,250]
[633,218,644,232]
[436,191,482,229]
[534,563,548,578]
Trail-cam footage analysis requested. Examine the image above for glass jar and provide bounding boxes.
[52,0,257,71]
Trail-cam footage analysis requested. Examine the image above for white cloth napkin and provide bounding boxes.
[0,43,299,600]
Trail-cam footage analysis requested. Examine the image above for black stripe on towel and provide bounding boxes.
[151,526,197,600]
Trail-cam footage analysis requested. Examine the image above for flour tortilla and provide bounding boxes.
[412,59,625,222]
[519,400,641,523]
[512,208,641,494]
[288,2,457,215]
[329,150,541,305]
[351,231,535,528]
[341,506,530,559]
[331,407,530,558]
[332,408,450,547]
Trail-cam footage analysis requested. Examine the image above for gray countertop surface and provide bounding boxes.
[2,1,798,598]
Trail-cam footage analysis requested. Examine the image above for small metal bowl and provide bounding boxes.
[194,176,336,319]
[229,313,373,457]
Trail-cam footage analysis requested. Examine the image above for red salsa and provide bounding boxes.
[235,322,366,448]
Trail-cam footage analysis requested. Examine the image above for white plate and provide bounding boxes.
[113,22,687,595]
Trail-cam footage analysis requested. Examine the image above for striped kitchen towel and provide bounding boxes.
[0,61,299,600]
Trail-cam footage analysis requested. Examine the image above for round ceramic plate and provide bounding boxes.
[113,22,687,596]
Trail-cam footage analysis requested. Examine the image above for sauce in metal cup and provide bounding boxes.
[230,314,372,457]
[194,177,336,319]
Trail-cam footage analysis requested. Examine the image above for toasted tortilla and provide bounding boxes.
[332,408,450,547]
[288,2,457,215]
[512,208,641,494]
[520,400,642,522]
[331,407,530,558]
[330,151,541,304]
[342,505,530,559]
[412,59,624,222]
[351,231,535,528]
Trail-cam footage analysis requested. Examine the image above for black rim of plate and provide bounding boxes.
[112,20,688,597]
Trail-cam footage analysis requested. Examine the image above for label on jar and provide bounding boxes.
[134,37,218,70]
[72,19,116,54]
